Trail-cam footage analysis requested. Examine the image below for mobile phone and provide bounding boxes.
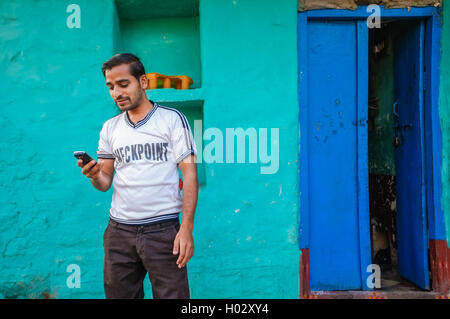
[74,151,97,166]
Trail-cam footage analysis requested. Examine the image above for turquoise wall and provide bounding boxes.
[191,0,300,298]
[0,0,120,298]
[0,0,299,298]
[439,1,450,245]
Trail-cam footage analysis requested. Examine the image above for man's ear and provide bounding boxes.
[140,74,149,90]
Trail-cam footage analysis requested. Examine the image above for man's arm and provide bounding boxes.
[78,158,115,192]
[173,154,198,268]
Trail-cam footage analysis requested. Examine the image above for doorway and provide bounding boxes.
[368,19,430,292]
[298,6,444,296]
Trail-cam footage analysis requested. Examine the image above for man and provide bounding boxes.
[77,53,198,299]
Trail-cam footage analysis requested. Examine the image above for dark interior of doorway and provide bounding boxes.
[368,20,429,293]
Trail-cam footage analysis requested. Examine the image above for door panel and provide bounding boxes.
[303,20,370,291]
[394,21,430,290]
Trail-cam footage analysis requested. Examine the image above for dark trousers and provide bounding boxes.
[103,218,190,299]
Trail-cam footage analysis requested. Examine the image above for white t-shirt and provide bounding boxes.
[96,101,196,225]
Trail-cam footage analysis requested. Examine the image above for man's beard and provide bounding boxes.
[121,100,139,111]
[117,91,143,112]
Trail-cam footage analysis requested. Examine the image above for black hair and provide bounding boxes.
[101,53,146,81]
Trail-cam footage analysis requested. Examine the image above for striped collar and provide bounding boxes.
[124,101,158,129]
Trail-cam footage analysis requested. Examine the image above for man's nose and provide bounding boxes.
[113,87,123,99]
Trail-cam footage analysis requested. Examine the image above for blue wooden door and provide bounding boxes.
[394,21,430,290]
[299,19,372,291]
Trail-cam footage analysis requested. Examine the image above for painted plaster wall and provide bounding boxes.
[190,0,300,298]
[439,1,450,246]
[0,0,120,298]
[0,0,299,298]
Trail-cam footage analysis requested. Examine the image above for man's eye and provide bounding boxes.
[120,84,128,88]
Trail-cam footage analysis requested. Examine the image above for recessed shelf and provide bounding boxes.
[120,15,202,89]
[146,88,204,108]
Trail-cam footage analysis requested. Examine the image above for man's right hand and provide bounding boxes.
[77,157,114,192]
[78,159,103,180]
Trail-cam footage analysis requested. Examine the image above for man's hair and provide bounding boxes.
[101,53,146,81]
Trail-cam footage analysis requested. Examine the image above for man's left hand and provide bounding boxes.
[173,226,194,268]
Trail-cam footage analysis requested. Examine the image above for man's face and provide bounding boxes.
[105,64,145,112]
